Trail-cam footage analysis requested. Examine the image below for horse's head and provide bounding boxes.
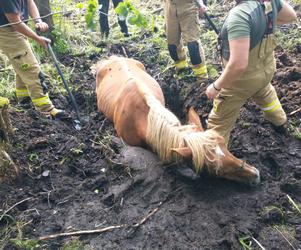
[172,108,260,186]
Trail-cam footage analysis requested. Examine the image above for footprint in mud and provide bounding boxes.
[260,153,282,180]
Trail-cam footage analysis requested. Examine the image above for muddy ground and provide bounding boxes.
[1,31,301,250]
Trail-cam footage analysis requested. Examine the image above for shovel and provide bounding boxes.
[46,43,82,130]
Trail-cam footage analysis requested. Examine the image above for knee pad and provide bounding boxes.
[168,44,179,61]
[187,41,202,65]
[38,72,48,94]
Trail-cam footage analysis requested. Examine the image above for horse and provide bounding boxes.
[94,56,260,185]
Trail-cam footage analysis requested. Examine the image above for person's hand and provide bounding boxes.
[36,36,51,49]
[198,2,207,15]
[35,21,49,32]
[206,82,220,99]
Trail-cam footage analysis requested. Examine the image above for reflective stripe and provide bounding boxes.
[175,59,188,70]
[261,99,281,113]
[192,65,208,76]
[32,95,51,107]
[213,100,218,112]
[16,88,30,97]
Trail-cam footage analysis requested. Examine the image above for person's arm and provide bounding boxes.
[4,12,50,48]
[195,0,207,15]
[27,0,49,32]
[277,1,297,25]
[206,37,250,99]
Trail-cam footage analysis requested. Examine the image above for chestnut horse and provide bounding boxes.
[94,56,260,185]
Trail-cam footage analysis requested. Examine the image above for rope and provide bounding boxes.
[0,9,109,29]
[0,10,71,28]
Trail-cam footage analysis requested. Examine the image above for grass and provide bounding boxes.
[238,236,252,250]
[287,194,301,214]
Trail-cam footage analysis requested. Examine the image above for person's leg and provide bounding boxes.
[112,0,129,36]
[98,0,110,37]
[15,74,30,103]
[0,28,65,118]
[178,1,208,79]
[164,0,187,70]
[253,83,287,127]
[207,89,246,145]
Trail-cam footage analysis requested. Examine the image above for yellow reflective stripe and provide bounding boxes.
[32,95,51,107]
[16,88,29,97]
[261,99,281,112]
[264,103,281,113]
[192,65,207,75]
[213,100,218,112]
[175,60,188,69]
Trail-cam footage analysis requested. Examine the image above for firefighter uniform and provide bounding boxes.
[208,0,287,143]
[0,27,57,114]
[0,0,65,118]
[164,0,208,79]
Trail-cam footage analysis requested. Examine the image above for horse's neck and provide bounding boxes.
[145,96,191,163]
[145,97,222,173]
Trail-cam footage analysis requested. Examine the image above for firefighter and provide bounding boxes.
[205,0,297,144]
[0,0,67,119]
[164,0,208,79]
[98,0,130,38]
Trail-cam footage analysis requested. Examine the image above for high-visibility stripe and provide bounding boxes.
[261,99,281,113]
[213,100,218,112]
[264,103,281,113]
[16,88,30,97]
[175,59,188,70]
[192,65,208,76]
[32,95,51,107]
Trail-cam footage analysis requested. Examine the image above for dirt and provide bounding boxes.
[1,36,301,249]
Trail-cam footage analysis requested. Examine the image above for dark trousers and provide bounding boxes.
[98,0,128,36]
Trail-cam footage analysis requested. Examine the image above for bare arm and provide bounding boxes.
[206,37,250,99]
[28,0,41,21]
[277,1,297,25]
[27,0,49,32]
[4,13,50,48]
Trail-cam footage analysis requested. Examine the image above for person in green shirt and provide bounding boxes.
[205,0,297,144]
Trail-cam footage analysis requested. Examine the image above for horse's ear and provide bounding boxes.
[188,107,204,131]
[171,147,192,159]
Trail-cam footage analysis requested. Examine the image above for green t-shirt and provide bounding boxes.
[221,0,283,60]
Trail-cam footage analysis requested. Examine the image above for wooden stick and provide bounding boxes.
[38,201,165,241]
[0,197,32,221]
[274,227,297,250]
[289,107,301,116]
[133,202,162,228]
[38,225,126,241]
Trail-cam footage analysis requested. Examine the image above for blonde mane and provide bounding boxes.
[143,91,222,174]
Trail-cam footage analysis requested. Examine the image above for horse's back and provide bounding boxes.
[95,56,164,146]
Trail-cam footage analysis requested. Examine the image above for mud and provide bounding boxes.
[0,38,301,249]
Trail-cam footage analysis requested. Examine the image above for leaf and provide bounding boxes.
[75,3,84,9]
[115,0,148,29]
[85,0,98,31]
